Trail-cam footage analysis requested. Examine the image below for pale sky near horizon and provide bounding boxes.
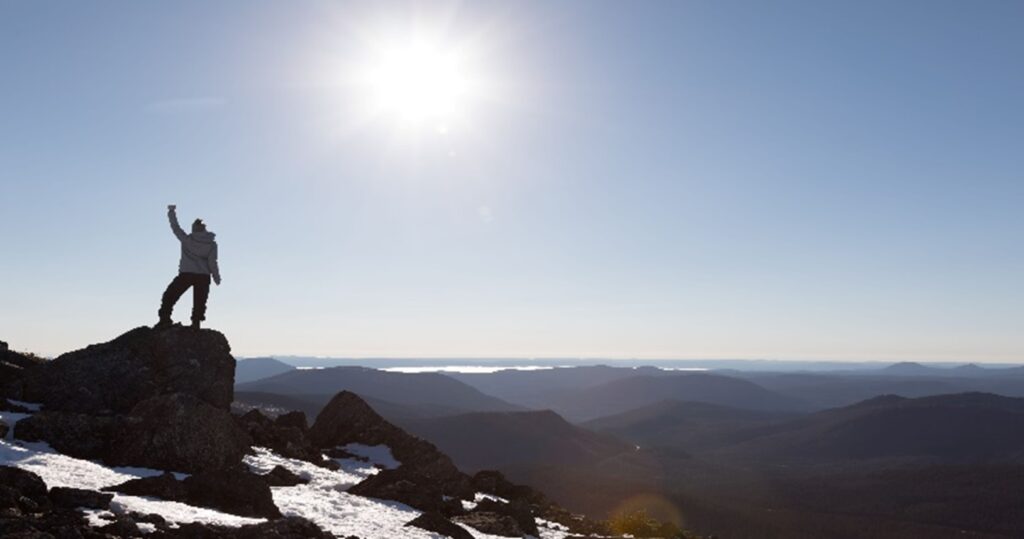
[1,1,1021,361]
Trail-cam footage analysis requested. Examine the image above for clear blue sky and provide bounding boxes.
[2,1,1021,361]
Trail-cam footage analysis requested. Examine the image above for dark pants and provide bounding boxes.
[159,273,211,323]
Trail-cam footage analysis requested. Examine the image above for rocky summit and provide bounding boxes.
[2,326,620,539]
[19,325,235,414]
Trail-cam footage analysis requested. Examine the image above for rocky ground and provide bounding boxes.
[0,326,631,539]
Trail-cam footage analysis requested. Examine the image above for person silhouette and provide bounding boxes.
[155,205,221,330]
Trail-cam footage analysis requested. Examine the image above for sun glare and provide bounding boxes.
[356,38,478,130]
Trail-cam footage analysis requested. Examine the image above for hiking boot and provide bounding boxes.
[154,319,173,330]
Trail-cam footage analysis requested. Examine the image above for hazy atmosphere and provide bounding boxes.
[2,1,1021,361]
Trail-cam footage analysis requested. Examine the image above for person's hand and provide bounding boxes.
[214,277,222,286]
[168,204,176,211]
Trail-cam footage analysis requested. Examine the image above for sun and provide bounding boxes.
[356,37,478,130]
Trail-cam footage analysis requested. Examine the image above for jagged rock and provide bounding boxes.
[454,511,524,537]
[405,511,474,539]
[21,325,235,414]
[110,393,252,473]
[103,472,188,500]
[235,408,320,463]
[312,391,470,494]
[182,468,281,519]
[475,498,540,537]
[0,420,7,440]
[14,412,118,460]
[48,487,112,509]
[261,465,308,487]
[106,468,280,519]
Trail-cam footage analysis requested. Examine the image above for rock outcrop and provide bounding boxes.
[109,393,252,473]
[311,391,469,494]
[13,327,250,474]
[21,325,234,414]
[16,393,252,473]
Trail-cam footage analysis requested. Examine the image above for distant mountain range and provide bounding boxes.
[234,357,294,384]
[226,358,1024,539]
[583,400,786,450]
[536,372,806,422]
[718,392,1024,464]
[235,366,521,418]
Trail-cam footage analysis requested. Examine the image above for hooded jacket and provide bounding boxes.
[169,208,221,284]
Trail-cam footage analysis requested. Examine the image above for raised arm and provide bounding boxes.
[167,205,187,241]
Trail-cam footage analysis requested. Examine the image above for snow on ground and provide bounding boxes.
[8,399,42,411]
[0,405,262,529]
[342,443,400,469]
[246,446,526,539]
[1,411,30,441]
[2,407,573,538]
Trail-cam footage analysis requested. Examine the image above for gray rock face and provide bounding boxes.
[22,326,235,414]
[14,412,117,459]
[110,393,253,473]
[16,393,252,473]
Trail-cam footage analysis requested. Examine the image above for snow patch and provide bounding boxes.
[7,399,42,411]
[0,411,30,441]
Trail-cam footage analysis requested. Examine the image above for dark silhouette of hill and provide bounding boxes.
[234,357,294,384]
[583,400,788,450]
[236,366,522,417]
[534,372,805,422]
[447,365,677,409]
[401,410,634,472]
[719,392,1024,463]
[881,361,934,375]
[732,370,1024,410]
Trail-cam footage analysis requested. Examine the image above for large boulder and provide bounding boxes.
[109,393,252,473]
[15,393,252,473]
[14,412,118,459]
[21,326,235,414]
[105,467,280,519]
[182,468,281,519]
